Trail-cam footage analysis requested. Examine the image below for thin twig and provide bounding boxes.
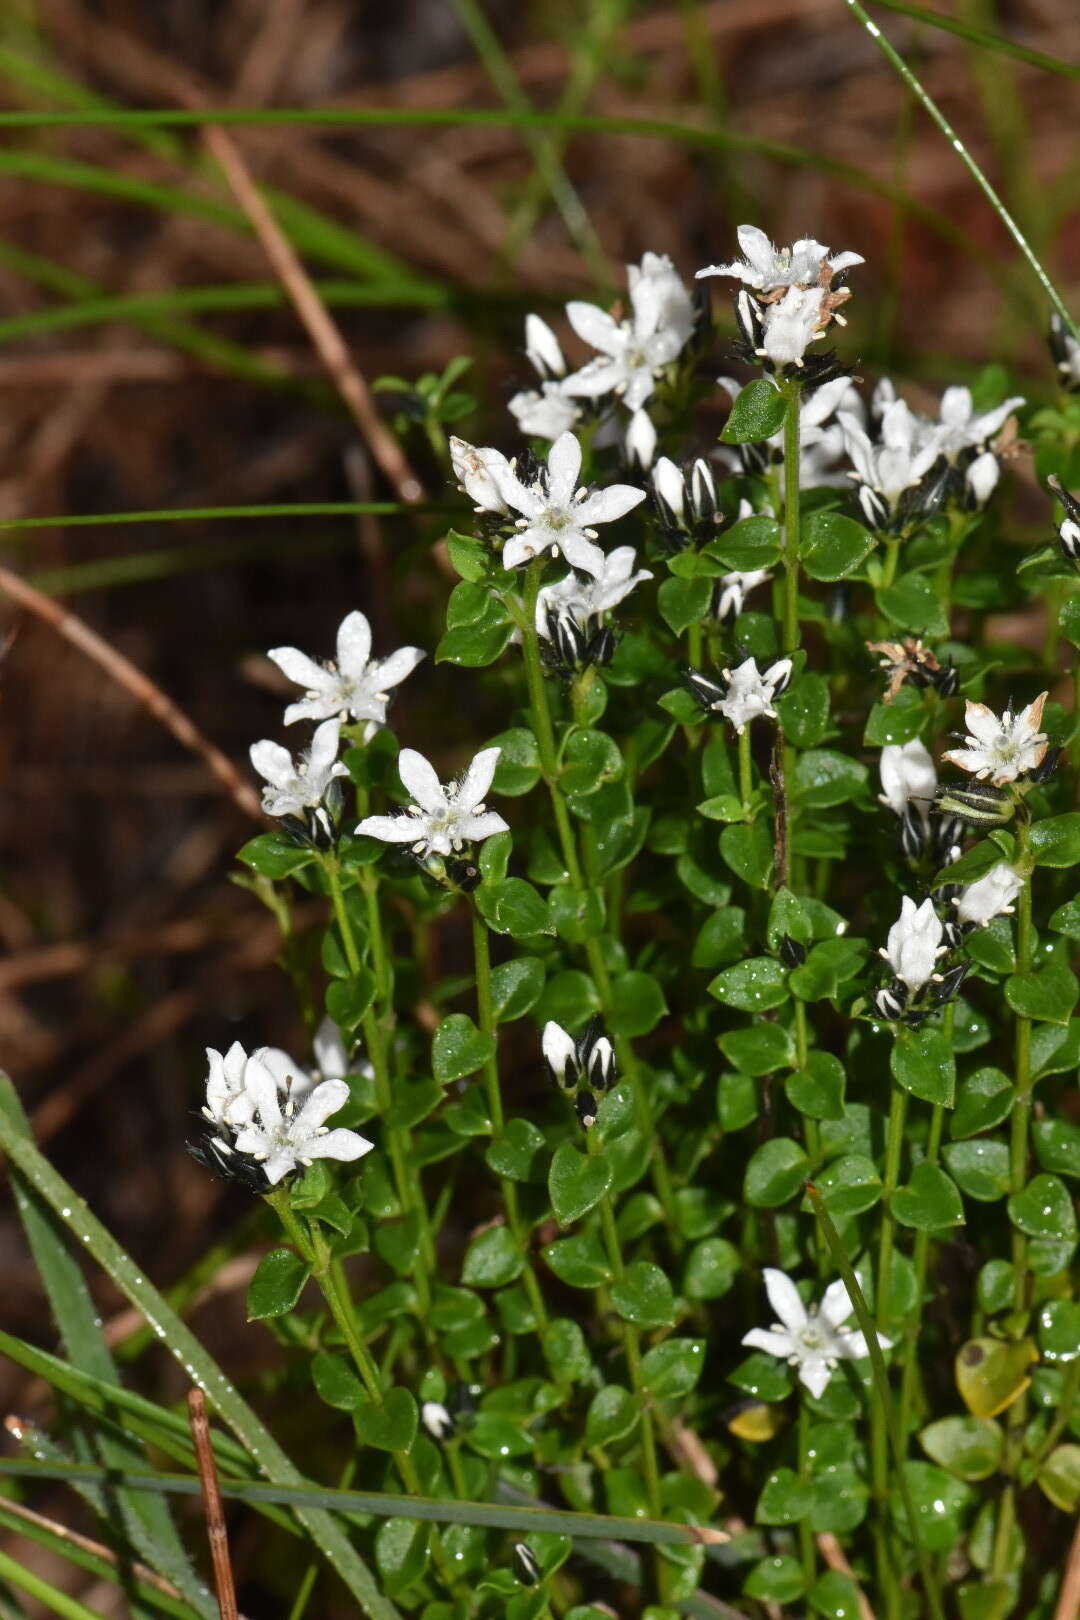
[0,1495,184,1602]
[188,1388,239,1620]
[0,564,261,820]
[200,126,423,503]
[817,1532,876,1620]
[1053,1507,1080,1620]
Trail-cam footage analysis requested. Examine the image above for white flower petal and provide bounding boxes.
[397,748,447,814]
[335,611,373,679]
[763,1268,808,1334]
[546,432,583,508]
[267,646,332,692]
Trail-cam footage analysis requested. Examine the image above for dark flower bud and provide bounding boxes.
[1027,745,1063,785]
[685,667,726,712]
[779,935,807,968]
[933,961,972,1005]
[873,984,906,1021]
[575,1090,598,1130]
[899,806,926,862]
[935,782,1014,828]
[512,1545,542,1587]
[932,664,960,698]
[187,1131,268,1193]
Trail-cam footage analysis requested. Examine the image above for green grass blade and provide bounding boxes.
[869,0,1080,82]
[0,1503,197,1620]
[0,1457,724,1550]
[0,1077,402,1620]
[0,1089,214,1618]
[0,1547,119,1620]
[0,501,423,533]
[0,105,1020,293]
[844,0,1077,337]
[0,278,447,348]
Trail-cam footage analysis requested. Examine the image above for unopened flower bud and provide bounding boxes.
[512,1544,542,1587]
[935,782,1014,828]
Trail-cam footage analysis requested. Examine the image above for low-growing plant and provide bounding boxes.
[4,218,1080,1620]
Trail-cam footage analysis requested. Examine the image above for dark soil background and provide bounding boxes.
[0,0,1077,1608]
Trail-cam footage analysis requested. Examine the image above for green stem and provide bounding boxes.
[273,1198,460,1593]
[471,905,549,1331]
[520,560,678,1228]
[882,536,901,587]
[808,1185,946,1620]
[797,1399,817,1587]
[781,382,802,655]
[588,1133,666,1602]
[898,1097,945,1442]
[871,1079,908,1619]
[738,725,753,811]
[323,852,436,1286]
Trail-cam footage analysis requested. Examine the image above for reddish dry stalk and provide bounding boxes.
[817,1532,876,1620]
[188,1388,239,1620]
[0,1496,184,1601]
[1054,1507,1080,1620]
[0,564,261,820]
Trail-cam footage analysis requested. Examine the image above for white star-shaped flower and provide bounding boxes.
[203,1041,275,1130]
[839,399,946,525]
[934,386,1024,461]
[508,382,582,442]
[943,693,1049,785]
[494,431,646,576]
[231,1063,372,1187]
[742,1268,885,1400]
[878,739,937,821]
[535,546,652,640]
[880,896,944,990]
[715,568,772,624]
[759,286,826,367]
[449,437,514,514]
[258,1015,373,1108]
[714,656,793,733]
[562,255,694,412]
[250,719,348,820]
[356,746,509,858]
[267,611,423,738]
[955,863,1024,929]
[697,225,863,294]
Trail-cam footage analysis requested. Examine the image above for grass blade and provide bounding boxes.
[869,0,1080,83]
[0,1457,726,1550]
[0,1076,401,1620]
[0,1501,195,1620]
[0,1088,214,1618]
[844,0,1077,337]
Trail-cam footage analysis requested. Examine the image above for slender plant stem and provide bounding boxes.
[781,382,802,655]
[322,853,436,1286]
[871,1078,908,1620]
[470,905,550,1331]
[797,1399,816,1587]
[738,725,753,811]
[897,1095,946,1442]
[843,0,1078,338]
[808,1185,947,1620]
[519,560,678,1226]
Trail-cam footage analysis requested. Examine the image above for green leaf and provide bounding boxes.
[461,1225,524,1288]
[708,955,789,1012]
[446,530,488,582]
[744,1556,806,1603]
[793,749,869,809]
[943,1140,1011,1202]
[247,1249,311,1321]
[355,1389,419,1454]
[788,938,867,1001]
[485,1120,546,1184]
[490,957,545,1023]
[658,576,712,636]
[785,1051,846,1120]
[1032,1020,1080,1079]
[312,1351,365,1410]
[950,1067,1014,1139]
[611,1261,676,1328]
[1030,813,1080,867]
[683,1237,739,1301]
[1037,1300,1080,1363]
[1038,1444,1080,1512]
[891,1164,964,1229]
[543,1230,612,1289]
[708,514,782,573]
[1032,1117,1080,1179]
[864,693,927,745]
[809,1571,864,1618]
[691,905,747,969]
[585,1385,639,1447]
[1005,963,1078,1024]
[432,1013,495,1085]
[719,819,774,888]
[534,969,600,1030]
[744,1138,809,1207]
[435,620,514,667]
[541,1318,591,1384]
[476,877,555,938]
[548,1144,613,1228]
[561,730,623,798]
[810,1153,882,1220]
[238,833,314,879]
[639,1340,706,1398]
[756,1467,813,1525]
[1048,896,1080,938]
[324,969,376,1037]
[890,1027,955,1105]
[1008,1174,1077,1240]
[719,1023,794,1076]
[488,730,542,796]
[920,1417,1003,1481]
[878,572,949,636]
[776,673,831,747]
[608,971,668,1035]
[375,1518,428,1598]
[893,1463,972,1552]
[800,512,874,581]
[720,378,787,443]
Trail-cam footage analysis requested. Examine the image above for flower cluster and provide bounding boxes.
[542,1019,617,1129]
[686,656,793,733]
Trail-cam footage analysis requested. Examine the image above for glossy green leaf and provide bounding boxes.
[744,1138,809,1207]
[548,1144,613,1228]
[1008,1174,1077,1240]
[919,1416,1003,1481]
[432,1013,496,1085]
[708,955,789,1012]
[891,1163,964,1229]
[610,1261,675,1328]
[720,378,787,443]
[246,1249,310,1321]
[800,512,874,581]
[891,1027,955,1105]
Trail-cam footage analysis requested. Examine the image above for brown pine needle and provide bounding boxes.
[188,1388,239,1620]
[0,564,261,820]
